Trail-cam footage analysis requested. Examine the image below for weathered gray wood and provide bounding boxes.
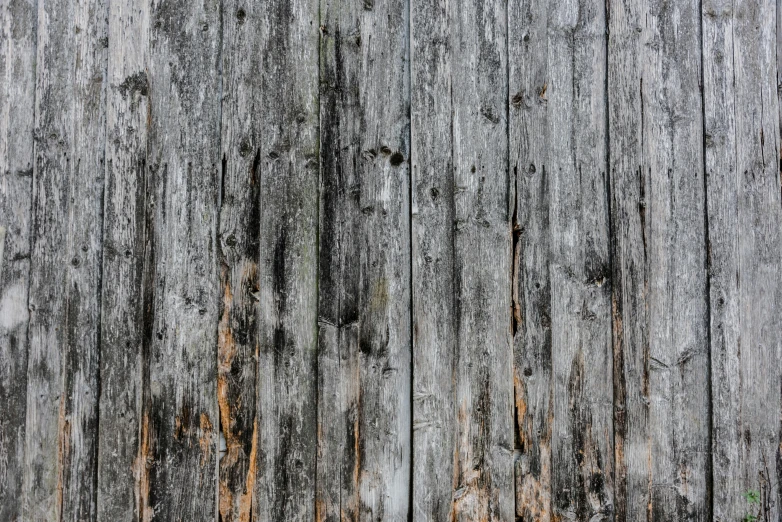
[317,0,412,517]
[641,1,711,520]
[21,0,108,519]
[545,1,614,520]
[609,0,711,520]
[702,0,782,520]
[410,0,456,518]
[508,0,552,518]
[449,0,513,519]
[253,0,320,519]
[216,2,262,519]
[96,1,150,520]
[0,1,36,520]
[142,0,222,518]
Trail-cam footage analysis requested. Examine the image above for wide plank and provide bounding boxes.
[703,0,782,519]
[0,0,37,519]
[317,0,412,517]
[22,0,108,518]
[142,0,222,518]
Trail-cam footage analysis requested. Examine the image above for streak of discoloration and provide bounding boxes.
[199,413,213,466]
[237,418,257,522]
[133,413,153,522]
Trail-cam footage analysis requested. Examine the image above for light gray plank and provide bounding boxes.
[143,0,222,518]
[22,0,108,519]
[609,0,711,520]
[0,0,37,520]
[410,0,456,518]
[703,0,782,520]
[450,0,513,519]
[96,1,150,520]
[507,0,552,517]
[544,1,614,520]
[253,0,320,519]
[317,0,412,517]
[640,1,711,520]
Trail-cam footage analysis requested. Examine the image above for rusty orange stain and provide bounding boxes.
[134,412,154,522]
[237,418,258,522]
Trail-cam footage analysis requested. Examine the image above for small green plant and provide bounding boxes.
[742,488,761,522]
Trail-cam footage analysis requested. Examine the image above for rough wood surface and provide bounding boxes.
[1,0,781,519]
[0,1,36,520]
[609,1,712,521]
[21,0,107,519]
[410,0,456,518]
[703,0,782,520]
[252,0,319,519]
[142,0,222,518]
[217,1,263,519]
[449,0,514,519]
[317,0,411,518]
[96,1,149,520]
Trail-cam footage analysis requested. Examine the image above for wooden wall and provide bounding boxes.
[1,0,780,520]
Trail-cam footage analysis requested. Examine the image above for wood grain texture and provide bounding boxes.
[1,0,781,518]
[21,0,108,519]
[0,1,36,520]
[217,1,262,519]
[96,0,150,520]
[609,0,711,521]
[142,0,222,518]
[545,1,614,520]
[508,0,552,518]
[317,0,412,518]
[450,0,513,519]
[253,0,320,519]
[702,0,782,520]
[410,0,456,518]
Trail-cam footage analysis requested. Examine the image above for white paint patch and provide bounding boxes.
[0,283,29,330]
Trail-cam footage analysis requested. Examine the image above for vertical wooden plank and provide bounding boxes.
[409,0,456,518]
[450,0,513,519]
[641,1,711,520]
[610,0,711,520]
[545,1,614,520]
[0,0,37,519]
[507,0,552,518]
[253,0,320,519]
[96,0,150,519]
[143,0,221,518]
[703,0,782,519]
[606,2,648,518]
[216,1,262,519]
[22,0,108,519]
[317,0,412,517]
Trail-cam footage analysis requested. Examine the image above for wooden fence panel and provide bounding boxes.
[0,0,779,519]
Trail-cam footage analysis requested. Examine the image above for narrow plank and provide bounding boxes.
[0,0,37,519]
[640,1,711,519]
[216,1,263,519]
[703,0,782,519]
[410,0,456,517]
[143,0,222,518]
[606,2,648,518]
[96,0,150,519]
[253,0,320,519]
[609,0,711,520]
[507,0,552,517]
[317,0,412,517]
[450,0,513,518]
[544,0,614,520]
[22,0,108,518]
